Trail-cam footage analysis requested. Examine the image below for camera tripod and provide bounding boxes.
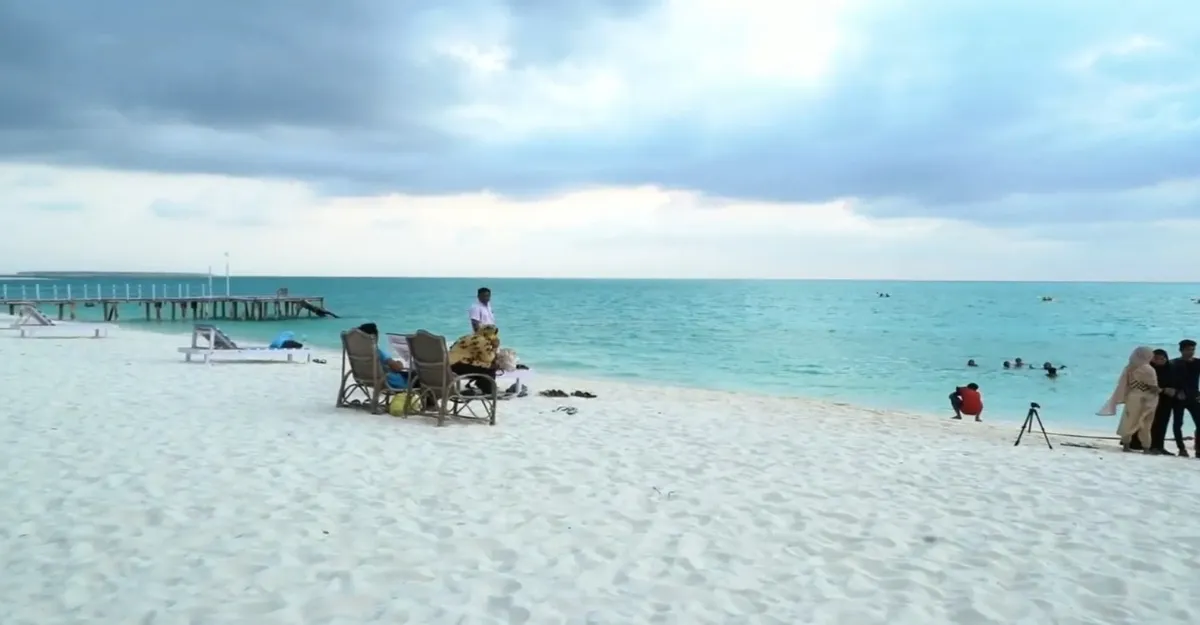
[1014,402,1053,449]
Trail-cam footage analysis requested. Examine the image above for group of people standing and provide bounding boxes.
[1102,339,1200,456]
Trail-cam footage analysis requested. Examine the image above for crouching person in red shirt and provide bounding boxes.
[950,383,984,422]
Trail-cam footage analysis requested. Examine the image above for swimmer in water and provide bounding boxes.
[1014,358,1025,368]
[1003,360,1011,369]
[1046,366,1058,379]
[967,359,978,367]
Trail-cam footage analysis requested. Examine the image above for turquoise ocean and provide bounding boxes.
[6,276,1198,429]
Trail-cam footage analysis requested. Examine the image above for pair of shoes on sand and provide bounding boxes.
[538,389,597,399]
[553,405,579,416]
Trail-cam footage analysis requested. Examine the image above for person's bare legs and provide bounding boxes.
[949,393,964,420]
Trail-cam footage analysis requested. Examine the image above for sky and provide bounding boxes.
[1,0,1198,280]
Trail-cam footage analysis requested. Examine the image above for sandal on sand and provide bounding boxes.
[313,358,327,364]
[539,389,569,398]
[571,390,597,399]
[553,406,578,416]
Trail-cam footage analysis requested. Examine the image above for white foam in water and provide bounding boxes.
[1,322,1198,624]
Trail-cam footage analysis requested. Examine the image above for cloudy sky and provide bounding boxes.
[1,0,1197,280]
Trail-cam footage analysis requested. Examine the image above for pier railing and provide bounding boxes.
[0,282,222,302]
[0,283,332,322]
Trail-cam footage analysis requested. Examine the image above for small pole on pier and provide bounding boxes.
[224,252,231,296]
[52,285,58,299]
[35,284,40,300]
[1,285,6,299]
[111,285,117,298]
[125,284,131,299]
[208,265,215,299]
[137,285,143,299]
[152,284,157,299]
[183,284,188,298]
[66,285,72,300]
[83,284,88,299]
[97,283,101,299]
[21,285,27,299]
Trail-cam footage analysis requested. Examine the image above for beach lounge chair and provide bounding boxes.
[403,329,497,426]
[336,328,405,413]
[177,323,311,363]
[3,302,110,338]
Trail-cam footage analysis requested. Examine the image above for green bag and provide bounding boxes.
[388,392,422,416]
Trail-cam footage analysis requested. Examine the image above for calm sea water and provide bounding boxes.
[6,276,1198,428]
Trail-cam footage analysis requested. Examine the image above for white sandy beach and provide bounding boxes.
[2,322,1199,625]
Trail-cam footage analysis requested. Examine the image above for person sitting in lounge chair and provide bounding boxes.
[449,324,500,395]
[358,322,409,389]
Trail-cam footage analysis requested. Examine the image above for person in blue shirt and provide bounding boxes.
[358,323,409,389]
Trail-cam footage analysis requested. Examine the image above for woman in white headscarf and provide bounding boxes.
[1097,346,1161,452]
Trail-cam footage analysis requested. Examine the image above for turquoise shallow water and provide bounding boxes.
[7,276,1198,428]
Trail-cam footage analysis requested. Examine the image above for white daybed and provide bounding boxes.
[178,323,311,364]
[2,303,112,338]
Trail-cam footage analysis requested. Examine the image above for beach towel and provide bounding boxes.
[449,325,500,368]
[495,348,518,372]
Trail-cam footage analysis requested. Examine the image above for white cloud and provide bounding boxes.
[435,0,851,141]
[3,163,1198,281]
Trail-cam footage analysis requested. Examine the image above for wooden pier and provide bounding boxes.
[0,283,335,322]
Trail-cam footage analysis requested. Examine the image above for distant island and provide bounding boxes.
[6,271,210,278]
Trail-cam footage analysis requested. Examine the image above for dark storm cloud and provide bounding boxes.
[0,0,1198,223]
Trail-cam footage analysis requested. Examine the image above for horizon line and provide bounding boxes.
[4,272,1200,285]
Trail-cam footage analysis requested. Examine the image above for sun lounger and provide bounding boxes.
[403,330,497,426]
[336,328,405,413]
[177,323,310,363]
[2,303,111,338]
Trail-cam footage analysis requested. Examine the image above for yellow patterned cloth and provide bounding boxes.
[449,325,500,368]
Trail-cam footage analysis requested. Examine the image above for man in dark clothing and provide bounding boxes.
[1169,339,1200,457]
[1149,349,1177,454]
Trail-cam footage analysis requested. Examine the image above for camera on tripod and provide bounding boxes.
[1015,401,1052,448]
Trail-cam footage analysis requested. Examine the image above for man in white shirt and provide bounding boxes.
[469,287,495,332]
